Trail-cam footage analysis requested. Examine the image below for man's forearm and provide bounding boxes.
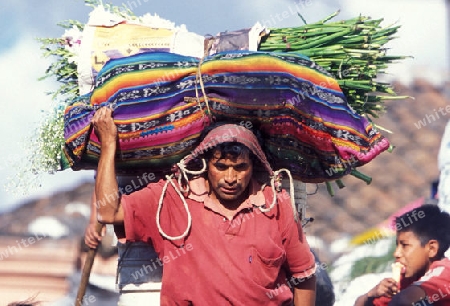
[89,192,98,224]
[293,275,316,306]
[96,141,121,224]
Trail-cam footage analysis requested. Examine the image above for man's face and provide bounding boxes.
[207,149,253,206]
[393,231,431,278]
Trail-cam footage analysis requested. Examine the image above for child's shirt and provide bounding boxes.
[414,257,450,305]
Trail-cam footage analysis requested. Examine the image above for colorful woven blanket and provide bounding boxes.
[63,50,389,182]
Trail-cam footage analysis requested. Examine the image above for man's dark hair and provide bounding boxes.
[196,121,265,170]
[203,142,253,162]
[395,204,450,258]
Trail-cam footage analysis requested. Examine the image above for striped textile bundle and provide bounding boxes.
[63,50,389,182]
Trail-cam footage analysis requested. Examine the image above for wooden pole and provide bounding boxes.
[75,222,104,306]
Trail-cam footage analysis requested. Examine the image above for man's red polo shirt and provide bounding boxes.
[122,178,316,305]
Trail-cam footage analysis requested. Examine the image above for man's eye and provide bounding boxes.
[215,164,227,170]
[234,164,248,171]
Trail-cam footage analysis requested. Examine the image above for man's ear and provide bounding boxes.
[427,239,439,258]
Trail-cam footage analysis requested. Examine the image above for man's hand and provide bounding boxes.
[91,106,117,145]
[84,223,105,249]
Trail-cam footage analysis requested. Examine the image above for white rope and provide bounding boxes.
[176,157,207,193]
[258,179,277,213]
[156,174,193,241]
[195,56,212,117]
[258,168,298,222]
[156,159,298,240]
[156,158,207,241]
[280,169,298,222]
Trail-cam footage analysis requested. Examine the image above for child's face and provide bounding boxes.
[394,230,431,279]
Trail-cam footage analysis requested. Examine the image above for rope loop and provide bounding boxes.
[156,158,207,241]
[156,174,193,241]
[259,168,299,222]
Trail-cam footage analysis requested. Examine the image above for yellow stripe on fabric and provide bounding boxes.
[91,67,197,105]
[201,54,340,91]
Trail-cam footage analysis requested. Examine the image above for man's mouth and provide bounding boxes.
[220,186,238,194]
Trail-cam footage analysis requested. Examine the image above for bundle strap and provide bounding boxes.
[194,56,212,117]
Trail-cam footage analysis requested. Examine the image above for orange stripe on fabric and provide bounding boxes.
[119,110,206,140]
[66,125,91,142]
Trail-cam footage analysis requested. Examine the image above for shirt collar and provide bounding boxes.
[187,176,266,209]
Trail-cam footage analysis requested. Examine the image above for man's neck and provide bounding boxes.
[211,191,250,220]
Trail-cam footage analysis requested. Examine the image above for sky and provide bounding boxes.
[0,0,448,212]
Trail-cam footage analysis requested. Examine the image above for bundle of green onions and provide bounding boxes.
[259,10,410,119]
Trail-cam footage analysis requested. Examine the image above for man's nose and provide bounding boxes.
[224,168,237,183]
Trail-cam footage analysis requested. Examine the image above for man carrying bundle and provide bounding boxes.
[93,106,316,305]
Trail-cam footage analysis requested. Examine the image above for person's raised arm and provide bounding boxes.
[92,106,124,224]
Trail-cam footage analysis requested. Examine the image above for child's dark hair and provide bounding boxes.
[395,204,450,258]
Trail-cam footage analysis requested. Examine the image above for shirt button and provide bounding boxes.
[223,217,227,221]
